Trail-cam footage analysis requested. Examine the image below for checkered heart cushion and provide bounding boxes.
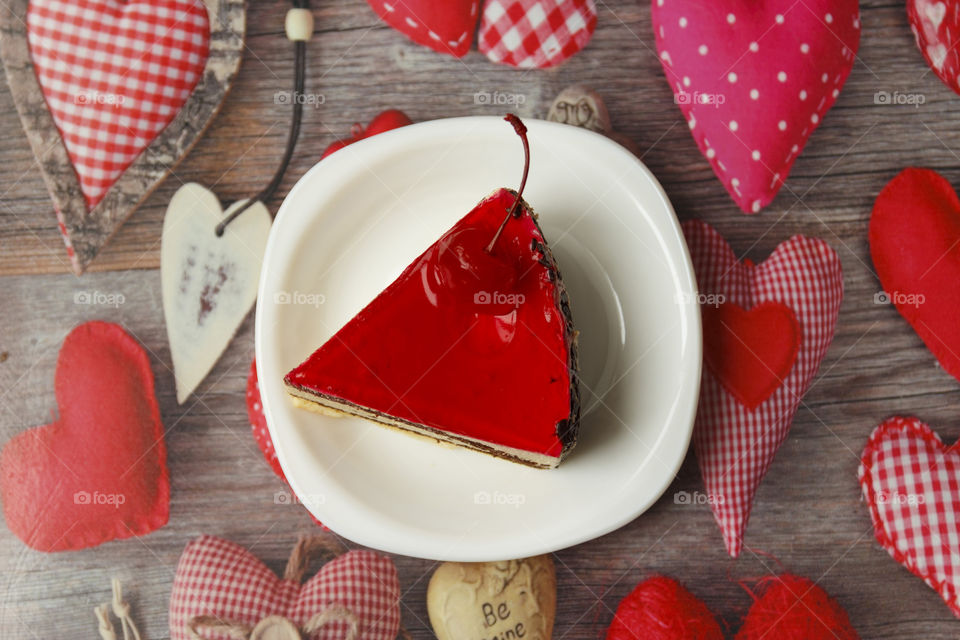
[859,416,960,617]
[27,0,209,208]
[684,220,843,557]
[478,0,597,68]
[169,535,401,640]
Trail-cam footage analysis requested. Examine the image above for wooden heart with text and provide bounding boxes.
[0,0,245,274]
[0,322,168,551]
[683,220,843,557]
[870,168,960,384]
[652,0,860,213]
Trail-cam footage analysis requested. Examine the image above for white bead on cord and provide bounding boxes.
[285,8,313,41]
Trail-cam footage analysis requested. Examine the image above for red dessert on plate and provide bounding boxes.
[284,116,579,468]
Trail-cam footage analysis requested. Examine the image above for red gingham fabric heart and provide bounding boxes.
[169,535,401,640]
[909,0,960,94]
[683,221,843,557]
[478,0,597,68]
[859,416,960,617]
[26,0,209,208]
[653,0,859,213]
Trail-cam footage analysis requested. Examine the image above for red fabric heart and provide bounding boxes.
[321,109,413,159]
[909,0,960,94]
[0,321,168,551]
[684,221,843,556]
[478,0,597,68]
[27,0,209,208]
[606,575,723,640]
[653,0,860,213]
[366,0,479,57]
[702,302,799,410]
[169,535,401,640]
[859,416,960,617]
[735,575,860,639]
[870,168,960,384]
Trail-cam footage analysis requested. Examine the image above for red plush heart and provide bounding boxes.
[478,0,597,68]
[366,0,479,57]
[0,322,168,551]
[870,168,960,384]
[684,221,843,556]
[703,302,799,410]
[169,535,400,640]
[908,0,960,94]
[606,576,723,640]
[735,575,860,639]
[27,0,209,208]
[859,416,960,617]
[652,0,860,213]
[321,109,413,159]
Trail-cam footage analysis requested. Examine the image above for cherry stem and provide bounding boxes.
[485,114,530,254]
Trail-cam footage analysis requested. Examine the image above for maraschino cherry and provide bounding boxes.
[426,115,531,315]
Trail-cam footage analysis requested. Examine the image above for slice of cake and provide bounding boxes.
[284,116,579,468]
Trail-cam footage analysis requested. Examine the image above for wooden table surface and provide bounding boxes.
[2,0,960,638]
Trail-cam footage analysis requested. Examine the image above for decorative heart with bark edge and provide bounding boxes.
[652,0,860,213]
[908,0,960,94]
[162,184,270,404]
[870,168,960,384]
[859,416,960,617]
[169,535,401,640]
[0,0,245,274]
[683,220,843,557]
[0,322,168,552]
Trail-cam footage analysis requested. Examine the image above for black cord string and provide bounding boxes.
[215,0,309,236]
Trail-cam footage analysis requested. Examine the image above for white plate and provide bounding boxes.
[256,117,701,561]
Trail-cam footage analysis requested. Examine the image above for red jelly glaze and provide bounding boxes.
[286,188,572,457]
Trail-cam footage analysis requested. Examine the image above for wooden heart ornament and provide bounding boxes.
[652,0,860,213]
[169,535,401,640]
[162,184,270,404]
[427,556,556,640]
[683,221,843,556]
[870,168,960,384]
[859,416,960,617]
[0,0,245,274]
[0,322,168,551]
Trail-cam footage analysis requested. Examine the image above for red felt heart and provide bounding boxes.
[320,109,413,159]
[478,0,597,68]
[703,302,799,410]
[735,575,860,639]
[169,535,400,640]
[870,168,960,384]
[684,220,843,556]
[606,576,723,640]
[908,0,960,94]
[27,0,209,208]
[366,0,479,57]
[0,322,168,551]
[859,416,960,617]
[652,0,860,213]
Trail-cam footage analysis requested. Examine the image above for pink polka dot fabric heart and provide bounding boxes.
[652,0,860,213]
